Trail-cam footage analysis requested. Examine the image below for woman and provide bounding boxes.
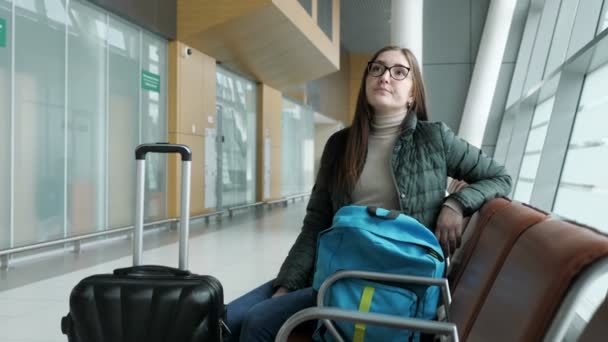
[226,45,512,341]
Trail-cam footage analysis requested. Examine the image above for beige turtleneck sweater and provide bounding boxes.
[351,112,465,215]
[351,112,406,210]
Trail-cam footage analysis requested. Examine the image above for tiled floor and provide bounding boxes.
[0,202,307,342]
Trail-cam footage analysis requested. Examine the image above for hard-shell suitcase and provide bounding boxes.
[61,143,227,342]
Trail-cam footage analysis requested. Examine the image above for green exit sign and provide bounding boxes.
[141,70,160,93]
[0,18,6,47]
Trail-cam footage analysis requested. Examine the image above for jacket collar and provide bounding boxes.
[398,112,418,138]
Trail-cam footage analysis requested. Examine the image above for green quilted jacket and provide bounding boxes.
[274,113,512,291]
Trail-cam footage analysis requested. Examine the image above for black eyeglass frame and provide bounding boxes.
[367,61,411,80]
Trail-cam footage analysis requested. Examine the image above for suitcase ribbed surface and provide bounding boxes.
[65,274,224,342]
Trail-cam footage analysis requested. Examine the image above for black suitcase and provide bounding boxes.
[61,143,227,342]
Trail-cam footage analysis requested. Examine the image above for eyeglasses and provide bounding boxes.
[367,61,411,80]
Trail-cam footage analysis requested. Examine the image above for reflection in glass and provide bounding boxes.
[1,0,168,249]
[67,0,106,236]
[14,0,66,246]
[298,0,312,16]
[281,98,315,197]
[142,33,167,221]
[216,67,257,208]
[45,0,71,25]
[108,16,139,228]
[0,0,12,249]
[513,97,555,203]
[16,0,37,13]
[554,62,608,232]
[598,0,608,34]
[317,0,332,40]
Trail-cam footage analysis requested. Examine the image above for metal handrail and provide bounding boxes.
[191,210,226,221]
[275,307,459,342]
[316,270,452,341]
[265,192,310,206]
[228,202,265,217]
[0,217,176,269]
[0,209,228,269]
[0,218,177,257]
[285,192,310,201]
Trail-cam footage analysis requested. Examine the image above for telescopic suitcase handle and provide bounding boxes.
[133,143,192,270]
[135,142,192,161]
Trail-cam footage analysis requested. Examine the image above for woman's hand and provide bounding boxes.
[272,286,290,298]
[435,203,464,257]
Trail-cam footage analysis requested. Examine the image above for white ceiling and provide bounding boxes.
[340,0,391,53]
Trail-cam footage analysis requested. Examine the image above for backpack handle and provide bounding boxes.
[367,206,401,220]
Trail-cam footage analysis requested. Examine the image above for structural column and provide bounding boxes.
[168,41,216,216]
[458,0,517,148]
[256,84,283,202]
[390,0,423,63]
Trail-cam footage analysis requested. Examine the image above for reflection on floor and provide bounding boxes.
[0,201,307,342]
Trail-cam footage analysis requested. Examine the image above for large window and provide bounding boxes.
[553,63,608,233]
[1,0,168,249]
[281,98,314,197]
[298,0,312,16]
[513,97,555,203]
[599,0,608,34]
[317,0,333,40]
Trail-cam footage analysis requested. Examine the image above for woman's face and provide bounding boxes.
[365,50,414,116]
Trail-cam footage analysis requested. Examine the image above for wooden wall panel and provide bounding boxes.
[316,50,350,124]
[178,1,339,89]
[256,84,283,201]
[177,0,268,38]
[168,42,217,217]
[169,41,216,137]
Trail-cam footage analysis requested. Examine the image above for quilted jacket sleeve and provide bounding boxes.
[440,123,512,216]
[272,131,340,291]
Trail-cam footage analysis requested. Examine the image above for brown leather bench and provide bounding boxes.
[449,200,549,340]
[284,200,608,341]
[447,197,511,290]
[466,219,608,342]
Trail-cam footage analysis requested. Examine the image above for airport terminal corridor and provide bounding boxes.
[0,202,307,342]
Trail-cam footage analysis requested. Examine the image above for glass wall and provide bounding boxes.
[553,62,608,233]
[67,0,106,235]
[107,17,140,229]
[0,0,168,249]
[14,0,67,245]
[598,0,608,34]
[281,98,314,197]
[494,1,608,332]
[318,0,332,40]
[216,66,257,208]
[0,0,11,249]
[513,96,555,203]
[141,34,167,220]
[298,0,312,16]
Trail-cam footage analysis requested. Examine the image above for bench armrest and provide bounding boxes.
[274,307,459,342]
[316,270,452,341]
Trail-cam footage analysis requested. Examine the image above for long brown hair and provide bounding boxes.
[335,46,429,196]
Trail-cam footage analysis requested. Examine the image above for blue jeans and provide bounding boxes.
[226,280,315,342]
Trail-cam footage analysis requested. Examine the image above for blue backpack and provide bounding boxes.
[312,206,446,342]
